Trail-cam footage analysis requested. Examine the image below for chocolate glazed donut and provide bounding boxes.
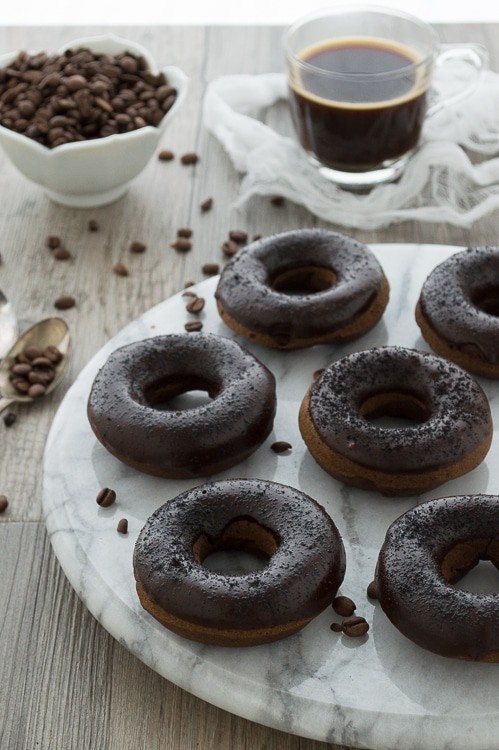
[87,333,276,478]
[416,246,499,378]
[299,346,493,496]
[375,495,499,661]
[215,229,389,349]
[133,478,346,646]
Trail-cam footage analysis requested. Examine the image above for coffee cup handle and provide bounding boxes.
[427,43,488,117]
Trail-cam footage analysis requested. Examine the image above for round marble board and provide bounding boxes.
[43,244,499,750]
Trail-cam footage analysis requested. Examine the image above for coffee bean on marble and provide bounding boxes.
[129,241,146,254]
[0,495,8,513]
[367,581,378,600]
[222,240,239,258]
[3,412,17,427]
[201,262,220,276]
[228,230,247,244]
[177,228,192,238]
[113,262,129,277]
[53,246,72,261]
[271,441,292,454]
[88,219,100,231]
[184,320,203,332]
[96,487,116,507]
[158,149,175,161]
[171,238,192,253]
[46,235,61,249]
[342,616,369,638]
[186,296,205,314]
[330,622,343,633]
[117,518,129,534]
[332,596,356,617]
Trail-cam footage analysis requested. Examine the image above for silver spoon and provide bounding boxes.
[0,289,18,358]
[0,317,70,414]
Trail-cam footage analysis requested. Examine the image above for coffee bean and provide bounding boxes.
[180,151,199,165]
[28,383,46,398]
[88,218,100,231]
[342,618,369,638]
[54,295,75,310]
[3,412,17,427]
[158,149,174,161]
[332,596,356,617]
[228,230,247,244]
[44,345,63,363]
[330,622,343,633]
[24,346,43,360]
[171,238,192,253]
[222,240,239,258]
[200,197,213,212]
[201,262,220,276]
[96,487,116,507]
[11,363,32,376]
[177,227,192,238]
[46,235,61,249]
[0,495,8,513]
[12,378,30,393]
[113,262,129,276]
[184,280,195,288]
[129,241,146,254]
[117,518,128,534]
[53,246,72,260]
[28,371,49,385]
[186,297,205,314]
[367,580,378,599]
[271,196,285,206]
[0,48,178,148]
[184,320,203,332]
[271,441,292,453]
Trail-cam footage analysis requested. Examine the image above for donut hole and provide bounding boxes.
[470,284,499,316]
[359,391,430,428]
[270,266,337,296]
[143,375,216,410]
[192,516,280,575]
[442,538,499,593]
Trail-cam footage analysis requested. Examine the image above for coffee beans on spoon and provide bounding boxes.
[9,344,64,397]
[0,47,178,148]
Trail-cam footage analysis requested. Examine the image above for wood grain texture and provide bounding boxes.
[0,22,498,750]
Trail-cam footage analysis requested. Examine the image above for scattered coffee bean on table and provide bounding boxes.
[330,622,343,633]
[46,235,61,249]
[117,518,129,534]
[221,240,239,258]
[332,596,356,617]
[113,262,129,277]
[0,48,178,147]
[200,197,213,212]
[158,149,175,161]
[3,412,17,427]
[129,241,146,254]
[271,441,292,453]
[0,495,8,513]
[54,295,76,310]
[181,289,197,298]
[53,247,72,261]
[96,487,117,507]
[171,238,192,253]
[201,262,220,276]
[180,152,199,165]
[177,227,192,238]
[88,219,100,231]
[271,196,285,206]
[228,230,248,244]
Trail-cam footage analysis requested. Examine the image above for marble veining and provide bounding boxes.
[42,245,499,750]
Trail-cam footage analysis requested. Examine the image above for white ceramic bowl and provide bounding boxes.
[0,34,188,207]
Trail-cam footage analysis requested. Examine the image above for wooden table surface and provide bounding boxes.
[1,22,498,750]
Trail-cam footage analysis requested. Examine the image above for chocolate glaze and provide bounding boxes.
[215,229,388,347]
[376,494,499,660]
[418,246,499,363]
[305,346,492,473]
[87,333,276,478]
[133,478,346,630]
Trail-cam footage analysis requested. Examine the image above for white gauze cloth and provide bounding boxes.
[203,64,499,229]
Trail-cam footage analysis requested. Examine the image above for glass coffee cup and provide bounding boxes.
[285,5,486,188]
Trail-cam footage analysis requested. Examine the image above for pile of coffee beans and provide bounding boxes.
[0,47,177,147]
[9,343,63,397]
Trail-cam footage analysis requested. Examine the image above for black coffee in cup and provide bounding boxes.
[288,38,428,172]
